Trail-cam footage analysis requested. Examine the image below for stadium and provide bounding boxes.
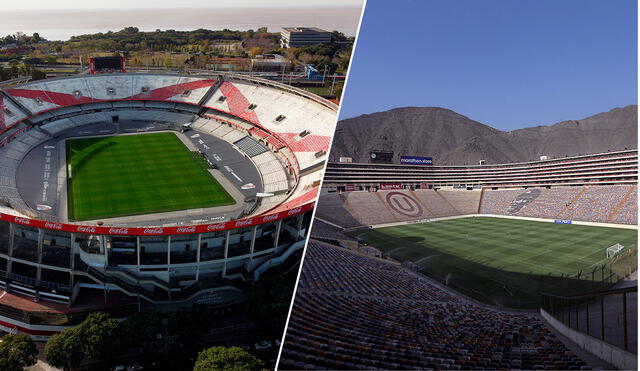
[280,150,638,369]
[0,58,336,340]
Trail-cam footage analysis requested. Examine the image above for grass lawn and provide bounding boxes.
[351,217,637,308]
[66,132,234,220]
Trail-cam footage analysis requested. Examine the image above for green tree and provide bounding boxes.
[31,68,47,81]
[44,327,84,371]
[79,312,120,364]
[119,311,162,351]
[193,346,265,371]
[168,304,210,350]
[247,267,298,338]
[0,334,38,371]
[248,46,263,58]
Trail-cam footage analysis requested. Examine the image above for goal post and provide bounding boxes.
[606,243,624,259]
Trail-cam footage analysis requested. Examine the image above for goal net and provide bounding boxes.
[606,243,624,259]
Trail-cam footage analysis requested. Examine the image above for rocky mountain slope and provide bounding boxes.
[329,105,637,165]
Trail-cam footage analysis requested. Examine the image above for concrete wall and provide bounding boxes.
[540,309,637,370]
[369,213,638,231]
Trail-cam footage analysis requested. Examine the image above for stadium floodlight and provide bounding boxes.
[606,243,624,259]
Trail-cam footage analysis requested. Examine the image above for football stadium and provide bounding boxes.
[0,57,336,339]
[280,150,638,370]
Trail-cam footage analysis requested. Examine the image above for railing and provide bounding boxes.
[541,286,637,353]
[0,269,70,291]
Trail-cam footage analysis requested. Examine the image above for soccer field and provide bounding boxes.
[66,132,235,220]
[352,217,637,308]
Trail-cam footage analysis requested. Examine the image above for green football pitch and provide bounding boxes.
[66,132,234,220]
[351,217,637,308]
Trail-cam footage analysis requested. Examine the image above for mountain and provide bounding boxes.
[328,105,637,165]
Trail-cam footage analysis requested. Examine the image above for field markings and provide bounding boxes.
[66,132,234,220]
[356,217,637,306]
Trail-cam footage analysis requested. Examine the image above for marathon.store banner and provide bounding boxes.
[554,219,572,224]
[400,156,433,165]
[0,202,315,236]
[379,183,402,190]
[345,184,355,192]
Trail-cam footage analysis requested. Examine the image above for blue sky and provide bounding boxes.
[340,0,637,131]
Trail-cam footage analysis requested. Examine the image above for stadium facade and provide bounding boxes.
[324,149,637,190]
[0,72,336,338]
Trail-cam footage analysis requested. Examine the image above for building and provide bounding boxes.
[280,27,332,48]
[251,54,292,72]
[206,56,251,71]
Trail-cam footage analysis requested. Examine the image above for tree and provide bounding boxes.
[247,267,298,338]
[248,46,263,58]
[0,334,38,371]
[119,311,162,351]
[168,304,210,350]
[331,31,347,42]
[193,346,265,371]
[31,68,47,81]
[45,327,84,371]
[79,312,120,364]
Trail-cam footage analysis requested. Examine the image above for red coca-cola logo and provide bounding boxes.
[262,213,279,222]
[176,226,196,233]
[143,228,164,235]
[234,218,254,227]
[108,227,129,235]
[76,225,96,233]
[206,223,227,231]
[44,222,64,230]
[14,217,30,225]
[287,207,302,216]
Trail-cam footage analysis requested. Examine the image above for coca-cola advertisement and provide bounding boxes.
[379,183,402,190]
[0,202,315,236]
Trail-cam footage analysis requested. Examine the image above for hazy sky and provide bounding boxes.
[3,0,362,10]
[0,3,363,40]
[340,0,637,131]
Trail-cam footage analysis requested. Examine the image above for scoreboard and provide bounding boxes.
[369,150,394,164]
[89,56,126,74]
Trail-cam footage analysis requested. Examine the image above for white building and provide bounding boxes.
[281,27,331,48]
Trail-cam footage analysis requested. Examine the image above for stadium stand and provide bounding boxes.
[438,190,482,214]
[0,94,28,131]
[233,136,268,158]
[204,79,334,169]
[612,186,638,225]
[313,191,364,229]
[557,186,633,224]
[280,241,590,370]
[317,184,638,228]
[309,219,358,242]
[480,185,638,225]
[413,189,462,217]
[315,189,478,227]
